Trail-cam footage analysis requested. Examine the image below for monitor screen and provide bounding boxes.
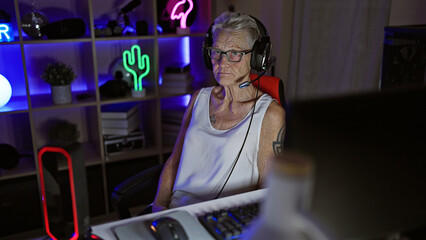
[285,87,426,239]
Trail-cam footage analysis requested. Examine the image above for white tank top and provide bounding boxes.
[170,87,275,208]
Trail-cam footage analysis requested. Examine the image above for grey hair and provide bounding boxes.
[211,12,261,48]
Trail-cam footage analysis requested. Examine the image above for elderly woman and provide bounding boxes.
[153,12,285,212]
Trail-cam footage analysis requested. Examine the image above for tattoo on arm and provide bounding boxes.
[273,125,285,156]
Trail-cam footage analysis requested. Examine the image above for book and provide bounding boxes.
[102,111,140,128]
[162,119,183,125]
[162,72,193,81]
[102,122,140,135]
[161,83,192,91]
[161,79,193,88]
[101,103,139,120]
[162,122,182,133]
[160,85,193,94]
[165,62,191,73]
[162,107,186,117]
[162,117,183,125]
[162,136,178,146]
[162,107,186,124]
[162,123,180,145]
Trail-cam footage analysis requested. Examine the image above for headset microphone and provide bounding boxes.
[239,78,258,88]
[239,71,266,88]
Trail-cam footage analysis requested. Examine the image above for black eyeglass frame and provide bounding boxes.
[206,47,252,63]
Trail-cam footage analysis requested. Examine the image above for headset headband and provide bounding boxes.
[202,14,272,71]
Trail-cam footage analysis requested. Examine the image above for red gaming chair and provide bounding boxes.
[250,73,286,108]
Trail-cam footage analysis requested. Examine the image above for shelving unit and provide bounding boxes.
[0,0,212,238]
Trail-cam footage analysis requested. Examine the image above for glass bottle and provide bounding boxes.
[242,152,331,240]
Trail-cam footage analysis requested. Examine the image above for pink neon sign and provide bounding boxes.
[170,0,194,29]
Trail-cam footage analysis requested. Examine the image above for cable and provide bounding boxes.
[214,73,262,199]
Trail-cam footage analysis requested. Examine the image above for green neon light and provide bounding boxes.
[122,45,150,91]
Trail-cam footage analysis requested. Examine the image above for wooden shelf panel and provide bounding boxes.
[29,91,97,109]
[105,146,160,163]
[100,92,157,104]
[21,38,93,44]
[0,0,211,237]
[0,157,36,181]
[55,142,103,171]
[0,96,29,113]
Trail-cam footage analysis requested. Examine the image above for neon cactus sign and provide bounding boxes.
[122,45,150,93]
[0,23,13,42]
[170,0,194,29]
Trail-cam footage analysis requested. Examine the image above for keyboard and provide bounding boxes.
[92,189,267,240]
[198,202,261,240]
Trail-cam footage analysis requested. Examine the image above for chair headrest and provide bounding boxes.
[250,73,286,109]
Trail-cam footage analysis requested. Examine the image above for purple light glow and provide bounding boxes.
[25,42,90,95]
[182,94,190,106]
[183,36,190,64]
[158,37,190,87]
[161,94,191,109]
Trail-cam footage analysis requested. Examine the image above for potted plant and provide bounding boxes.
[48,119,80,144]
[41,61,76,104]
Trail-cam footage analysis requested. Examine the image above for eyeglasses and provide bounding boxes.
[207,47,252,63]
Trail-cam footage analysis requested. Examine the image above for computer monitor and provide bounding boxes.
[285,87,426,239]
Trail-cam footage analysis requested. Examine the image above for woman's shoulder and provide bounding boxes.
[193,86,215,96]
[264,100,285,126]
[191,87,213,100]
[258,92,284,115]
[189,89,202,106]
[188,87,213,108]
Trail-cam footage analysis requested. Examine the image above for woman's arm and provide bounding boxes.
[257,101,286,188]
[152,90,200,212]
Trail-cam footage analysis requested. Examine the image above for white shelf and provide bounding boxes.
[0,0,211,237]
[0,157,36,181]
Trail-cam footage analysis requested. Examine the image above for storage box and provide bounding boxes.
[103,131,145,156]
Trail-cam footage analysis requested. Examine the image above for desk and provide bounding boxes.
[92,189,266,239]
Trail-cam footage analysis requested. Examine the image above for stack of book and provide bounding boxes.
[101,103,141,136]
[161,63,194,94]
[161,106,186,146]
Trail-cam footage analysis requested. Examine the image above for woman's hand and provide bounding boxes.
[152,202,168,213]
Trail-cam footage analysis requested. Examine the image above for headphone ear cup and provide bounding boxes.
[202,42,213,70]
[203,24,214,70]
[250,40,261,71]
[250,36,271,71]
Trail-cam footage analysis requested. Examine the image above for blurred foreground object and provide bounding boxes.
[243,153,330,240]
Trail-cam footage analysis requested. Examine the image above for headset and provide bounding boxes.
[202,15,272,72]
